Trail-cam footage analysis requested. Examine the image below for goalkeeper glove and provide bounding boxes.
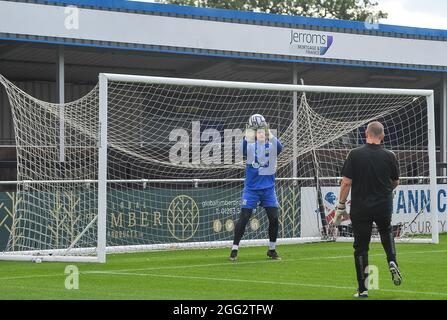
[333,202,347,226]
[267,127,276,140]
[245,126,256,143]
[264,123,270,140]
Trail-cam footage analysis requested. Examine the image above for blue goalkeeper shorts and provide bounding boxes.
[241,187,279,209]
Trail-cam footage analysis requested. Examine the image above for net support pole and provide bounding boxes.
[97,73,108,262]
[292,64,298,186]
[300,79,328,237]
[427,92,439,244]
[57,45,65,162]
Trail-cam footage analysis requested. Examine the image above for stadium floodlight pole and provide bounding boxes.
[97,73,108,263]
[427,92,439,244]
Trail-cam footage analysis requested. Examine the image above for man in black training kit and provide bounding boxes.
[229,114,283,261]
[334,121,403,298]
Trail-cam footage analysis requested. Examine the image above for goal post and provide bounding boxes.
[97,73,108,263]
[0,73,439,263]
[427,93,439,244]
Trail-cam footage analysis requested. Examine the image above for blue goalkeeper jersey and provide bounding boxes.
[242,136,283,191]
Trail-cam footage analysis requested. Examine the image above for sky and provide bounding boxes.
[130,0,447,30]
[376,0,447,30]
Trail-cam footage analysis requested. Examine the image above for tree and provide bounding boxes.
[161,0,387,21]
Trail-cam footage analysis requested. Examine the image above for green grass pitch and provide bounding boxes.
[1,234,446,300]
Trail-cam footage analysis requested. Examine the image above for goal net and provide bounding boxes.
[0,73,439,263]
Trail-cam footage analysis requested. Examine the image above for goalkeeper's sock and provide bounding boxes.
[269,242,276,250]
[354,253,369,292]
[232,245,239,251]
[379,225,397,264]
[233,208,253,246]
[265,207,279,243]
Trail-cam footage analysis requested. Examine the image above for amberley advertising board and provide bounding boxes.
[1,184,444,250]
[0,186,300,250]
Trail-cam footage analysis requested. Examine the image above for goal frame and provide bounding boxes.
[98,74,439,256]
[0,73,439,263]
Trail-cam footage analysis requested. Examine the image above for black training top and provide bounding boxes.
[341,143,399,208]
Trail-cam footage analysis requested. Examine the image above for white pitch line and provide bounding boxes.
[83,255,354,275]
[1,249,446,282]
[89,270,447,297]
[84,249,447,275]
[0,274,64,281]
[91,271,356,291]
[88,255,354,274]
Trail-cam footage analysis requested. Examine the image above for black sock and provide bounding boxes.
[354,253,369,292]
[379,226,397,264]
[233,208,253,246]
[265,207,279,243]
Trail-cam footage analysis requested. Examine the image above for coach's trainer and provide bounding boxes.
[334,121,403,298]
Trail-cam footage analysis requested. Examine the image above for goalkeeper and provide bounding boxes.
[230,114,283,261]
[334,121,402,298]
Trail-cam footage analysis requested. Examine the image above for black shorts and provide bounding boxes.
[350,196,393,224]
[350,197,393,250]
